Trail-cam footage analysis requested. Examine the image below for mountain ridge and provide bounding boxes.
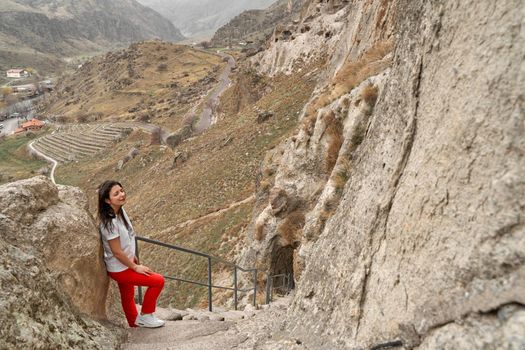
[136,0,276,38]
[0,0,184,74]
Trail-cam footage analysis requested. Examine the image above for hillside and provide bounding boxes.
[40,41,223,129]
[38,38,317,309]
[211,0,306,48]
[136,0,275,38]
[0,0,184,75]
[1,0,523,348]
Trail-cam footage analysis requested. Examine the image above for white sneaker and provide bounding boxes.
[135,313,165,328]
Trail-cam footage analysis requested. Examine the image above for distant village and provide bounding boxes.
[3,68,54,96]
[0,68,54,134]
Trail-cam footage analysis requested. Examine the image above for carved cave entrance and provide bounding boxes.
[269,241,295,295]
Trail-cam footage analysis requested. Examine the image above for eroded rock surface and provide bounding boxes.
[0,176,122,348]
[240,0,525,348]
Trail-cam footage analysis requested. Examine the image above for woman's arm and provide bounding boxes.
[108,238,153,275]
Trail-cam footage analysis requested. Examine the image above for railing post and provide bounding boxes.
[265,276,271,304]
[234,266,238,311]
[135,238,143,305]
[253,269,257,307]
[208,256,213,312]
[270,277,273,302]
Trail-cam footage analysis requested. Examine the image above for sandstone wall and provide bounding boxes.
[241,0,524,348]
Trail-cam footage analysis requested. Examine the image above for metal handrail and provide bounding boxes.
[265,273,294,304]
[135,235,258,312]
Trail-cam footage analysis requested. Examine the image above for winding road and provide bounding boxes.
[194,52,236,133]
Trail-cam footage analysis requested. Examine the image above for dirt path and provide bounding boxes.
[28,140,57,184]
[123,296,295,350]
[176,195,255,229]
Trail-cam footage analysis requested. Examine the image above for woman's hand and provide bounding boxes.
[133,264,153,276]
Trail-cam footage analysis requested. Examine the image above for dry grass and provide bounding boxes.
[254,221,265,241]
[318,209,333,229]
[361,84,379,107]
[300,40,393,136]
[301,112,317,136]
[259,179,272,193]
[331,158,351,193]
[331,40,392,95]
[278,210,305,245]
[341,96,351,109]
[323,111,344,174]
[262,166,275,178]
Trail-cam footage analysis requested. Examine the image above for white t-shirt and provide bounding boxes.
[99,208,136,273]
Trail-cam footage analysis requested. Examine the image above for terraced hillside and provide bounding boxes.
[32,124,131,163]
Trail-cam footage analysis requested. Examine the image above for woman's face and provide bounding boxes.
[106,184,126,209]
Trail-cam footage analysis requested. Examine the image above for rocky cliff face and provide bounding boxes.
[0,176,122,348]
[240,0,524,348]
[211,0,306,48]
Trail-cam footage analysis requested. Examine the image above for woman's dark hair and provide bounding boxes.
[97,180,130,231]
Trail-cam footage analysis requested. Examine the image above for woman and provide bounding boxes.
[98,180,165,328]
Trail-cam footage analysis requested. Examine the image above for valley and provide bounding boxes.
[0,0,522,348]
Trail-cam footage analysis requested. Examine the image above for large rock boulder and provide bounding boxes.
[0,176,121,348]
[0,176,108,319]
[0,236,119,348]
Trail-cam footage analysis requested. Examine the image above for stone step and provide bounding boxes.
[121,300,289,350]
[95,130,123,139]
[123,320,244,350]
[101,128,125,136]
[33,141,70,163]
[66,132,115,147]
[43,136,93,157]
[95,125,125,136]
[37,138,79,161]
[52,133,106,153]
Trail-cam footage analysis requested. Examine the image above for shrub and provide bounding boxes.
[332,159,351,193]
[259,179,271,193]
[136,112,149,122]
[301,113,317,136]
[278,210,305,245]
[150,127,161,145]
[361,84,379,107]
[76,113,88,123]
[323,111,344,174]
[254,221,265,241]
[157,63,168,72]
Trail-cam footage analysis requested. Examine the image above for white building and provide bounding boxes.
[6,69,29,78]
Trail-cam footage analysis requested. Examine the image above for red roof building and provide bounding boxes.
[20,119,45,131]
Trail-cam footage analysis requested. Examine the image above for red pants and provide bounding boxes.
[108,269,165,327]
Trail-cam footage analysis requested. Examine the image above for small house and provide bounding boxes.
[6,69,29,78]
[20,119,45,131]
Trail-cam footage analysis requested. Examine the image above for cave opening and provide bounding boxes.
[269,242,295,295]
